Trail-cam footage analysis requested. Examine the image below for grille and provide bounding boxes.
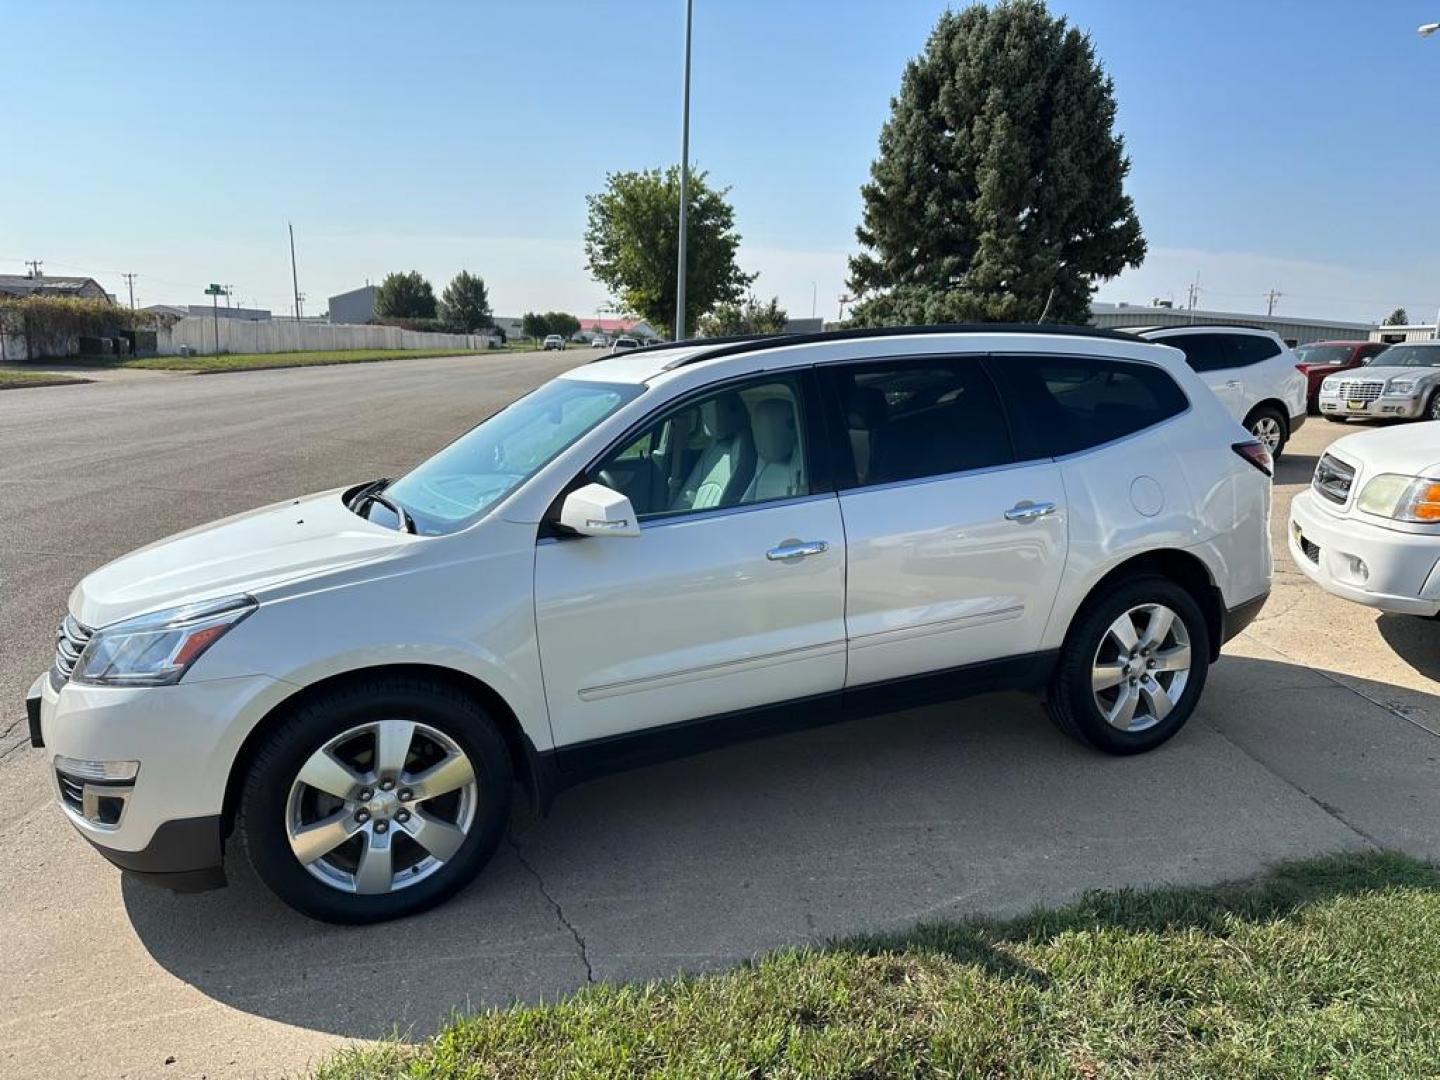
[51,614,93,690]
[1299,535,1320,563]
[1312,453,1356,507]
[1332,379,1383,403]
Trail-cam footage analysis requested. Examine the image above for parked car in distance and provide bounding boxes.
[1126,326,1307,458]
[1290,423,1440,615]
[590,336,608,348]
[542,334,566,351]
[28,325,1273,923]
[610,335,641,353]
[1294,340,1389,414]
[1317,341,1440,424]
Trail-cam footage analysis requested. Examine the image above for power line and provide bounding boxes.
[121,272,137,309]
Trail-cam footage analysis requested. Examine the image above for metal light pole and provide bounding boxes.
[1422,24,1439,333]
[673,0,693,341]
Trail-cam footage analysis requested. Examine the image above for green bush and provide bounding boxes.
[0,297,164,362]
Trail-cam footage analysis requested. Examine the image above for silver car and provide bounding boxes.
[1319,341,1440,423]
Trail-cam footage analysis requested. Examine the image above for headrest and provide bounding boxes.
[847,385,887,429]
[701,392,748,439]
[751,399,797,461]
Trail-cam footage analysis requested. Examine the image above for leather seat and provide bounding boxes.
[741,398,804,503]
[670,393,755,511]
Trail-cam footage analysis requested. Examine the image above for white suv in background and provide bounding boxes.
[1290,423,1440,615]
[1128,326,1308,458]
[27,326,1273,923]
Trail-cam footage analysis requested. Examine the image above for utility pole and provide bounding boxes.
[24,259,42,279]
[224,284,234,309]
[121,272,137,310]
[296,291,306,319]
[288,222,301,321]
[1185,274,1201,323]
[673,0,693,341]
[811,281,817,320]
[1265,288,1282,316]
[838,294,852,322]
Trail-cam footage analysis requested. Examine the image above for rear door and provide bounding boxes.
[822,355,1067,688]
[1154,332,1244,420]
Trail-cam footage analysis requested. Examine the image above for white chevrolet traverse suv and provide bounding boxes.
[27,326,1273,923]
[1127,326,1308,459]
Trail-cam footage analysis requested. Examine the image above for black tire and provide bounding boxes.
[238,675,512,924]
[1045,575,1211,755]
[1244,404,1288,459]
[1426,389,1440,422]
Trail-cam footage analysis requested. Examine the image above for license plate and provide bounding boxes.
[1347,401,1367,411]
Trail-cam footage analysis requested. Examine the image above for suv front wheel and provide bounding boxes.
[1046,576,1211,754]
[238,676,513,924]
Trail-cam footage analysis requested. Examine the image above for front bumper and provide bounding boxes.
[1288,490,1440,616]
[1318,394,1427,420]
[33,670,290,892]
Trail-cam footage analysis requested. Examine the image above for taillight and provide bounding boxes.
[1295,363,1310,374]
[1233,440,1273,478]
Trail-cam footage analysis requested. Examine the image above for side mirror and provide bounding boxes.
[559,483,641,538]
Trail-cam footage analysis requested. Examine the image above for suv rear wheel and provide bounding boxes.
[1046,576,1211,754]
[1244,405,1288,458]
[238,675,512,924]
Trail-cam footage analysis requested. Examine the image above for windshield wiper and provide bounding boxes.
[348,478,415,534]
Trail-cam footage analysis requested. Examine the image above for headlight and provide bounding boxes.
[1319,381,1340,396]
[73,595,256,687]
[1356,474,1440,522]
[1385,379,1421,397]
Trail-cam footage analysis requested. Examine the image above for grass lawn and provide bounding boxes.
[0,368,86,389]
[121,348,483,373]
[315,851,1440,1079]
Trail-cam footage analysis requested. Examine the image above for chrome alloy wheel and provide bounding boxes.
[1250,414,1283,452]
[1090,604,1192,733]
[285,719,478,894]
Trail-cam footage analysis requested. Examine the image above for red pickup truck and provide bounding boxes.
[1294,340,1389,413]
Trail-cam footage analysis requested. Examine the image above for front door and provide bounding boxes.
[534,372,847,750]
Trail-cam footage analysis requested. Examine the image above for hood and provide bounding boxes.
[1328,422,1440,480]
[71,487,414,628]
[1323,365,1440,384]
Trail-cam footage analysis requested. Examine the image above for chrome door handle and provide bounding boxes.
[1004,501,1056,523]
[766,540,829,561]
[1225,380,1242,388]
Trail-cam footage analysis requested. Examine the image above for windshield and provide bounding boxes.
[1380,344,1440,369]
[383,378,643,534]
[1295,345,1356,365]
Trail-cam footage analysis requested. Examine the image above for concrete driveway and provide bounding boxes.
[2,359,1437,1079]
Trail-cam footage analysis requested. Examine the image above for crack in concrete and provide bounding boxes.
[506,833,594,983]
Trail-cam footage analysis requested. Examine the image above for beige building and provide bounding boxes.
[1091,302,1373,346]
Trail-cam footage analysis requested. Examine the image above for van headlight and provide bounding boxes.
[73,596,257,687]
[1356,474,1440,522]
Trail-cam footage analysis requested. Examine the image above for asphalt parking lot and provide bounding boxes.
[2,357,1439,1079]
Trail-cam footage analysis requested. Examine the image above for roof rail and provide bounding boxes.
[664,321,1135,369]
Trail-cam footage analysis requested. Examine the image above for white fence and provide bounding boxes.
[157,317,492,356]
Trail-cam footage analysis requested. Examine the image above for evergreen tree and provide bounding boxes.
[849,0,1144,326]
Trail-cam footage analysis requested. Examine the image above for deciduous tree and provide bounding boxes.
[848,0,1144,326]
[439,270,492,332]
[374,271,438,320]
[585,166,754,338]
[697,295,788,337]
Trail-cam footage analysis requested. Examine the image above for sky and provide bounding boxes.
[4,0,1439,326]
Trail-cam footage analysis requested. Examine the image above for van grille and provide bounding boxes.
[51,614,93,690]
[1312,453,1356,507]
[1331,379,1383,403]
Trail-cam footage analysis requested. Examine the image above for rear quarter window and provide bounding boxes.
[986,355,1190,459]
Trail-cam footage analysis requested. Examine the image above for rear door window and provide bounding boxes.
[1225,334,1282,366]
[985,355,1190,459]
[1154,332,1227,372]
[822,357,1013,487]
